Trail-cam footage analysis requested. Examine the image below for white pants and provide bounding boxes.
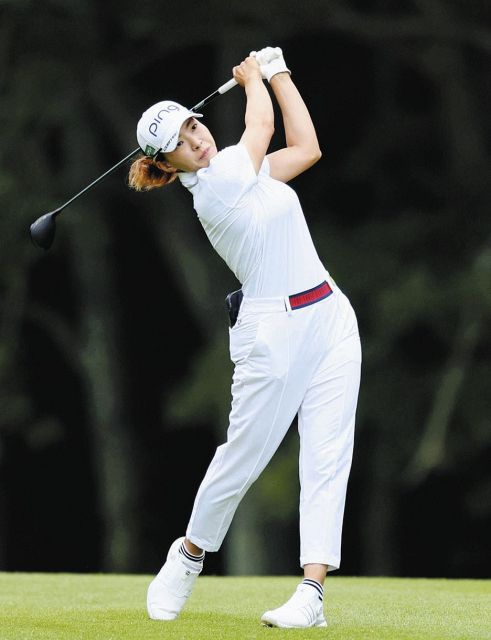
[186,283,361,571]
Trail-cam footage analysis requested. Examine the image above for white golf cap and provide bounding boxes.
[136,100,203,156]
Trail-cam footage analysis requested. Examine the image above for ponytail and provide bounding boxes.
[128,155,178,191]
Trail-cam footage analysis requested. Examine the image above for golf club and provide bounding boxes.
[29,78,238,250]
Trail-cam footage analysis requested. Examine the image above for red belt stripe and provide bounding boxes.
[289,281,333,310]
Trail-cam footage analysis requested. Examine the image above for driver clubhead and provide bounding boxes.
[30,212,57,250]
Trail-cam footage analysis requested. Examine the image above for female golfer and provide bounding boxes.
[129,47,361,629]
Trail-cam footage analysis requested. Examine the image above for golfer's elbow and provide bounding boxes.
[311,146,322,164]
[303,145,322,169]
[298,135,322,166]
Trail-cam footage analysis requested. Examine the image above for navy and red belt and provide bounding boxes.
[289,280,333,309]
[226,280,333,328]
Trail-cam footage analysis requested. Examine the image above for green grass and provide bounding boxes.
[0,573,489,639]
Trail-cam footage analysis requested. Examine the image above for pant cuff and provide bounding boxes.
[185,532,220,553]
[300,556,340,572]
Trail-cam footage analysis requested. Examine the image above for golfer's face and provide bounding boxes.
[165,118,217,172]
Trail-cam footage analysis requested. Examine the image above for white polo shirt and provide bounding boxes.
[178,143,327,297]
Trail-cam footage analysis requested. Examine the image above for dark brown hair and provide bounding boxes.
[128,154,178,191]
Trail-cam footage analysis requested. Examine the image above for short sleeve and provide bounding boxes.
[197,144,258,208]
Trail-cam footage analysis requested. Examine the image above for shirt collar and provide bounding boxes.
[178,171,199,189]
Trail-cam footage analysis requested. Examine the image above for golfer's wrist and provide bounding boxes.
[244,74,264,87]
[269,71,292,84]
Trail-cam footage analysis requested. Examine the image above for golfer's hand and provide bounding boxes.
[251,46,291,82]
[233,57,263,88]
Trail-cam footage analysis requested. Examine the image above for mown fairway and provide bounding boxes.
[0,573,489,639]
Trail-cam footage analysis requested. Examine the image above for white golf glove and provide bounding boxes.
[250,46,291,82]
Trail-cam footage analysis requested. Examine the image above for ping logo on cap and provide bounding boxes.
[148,103,181,138]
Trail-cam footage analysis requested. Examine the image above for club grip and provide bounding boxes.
[218,78,238,94]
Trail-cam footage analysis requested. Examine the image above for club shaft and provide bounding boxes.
[55,148,140,216]
[191,78,238,112]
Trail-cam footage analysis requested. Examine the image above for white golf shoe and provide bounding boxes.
[147,536,203,621]
[261,582,327,628]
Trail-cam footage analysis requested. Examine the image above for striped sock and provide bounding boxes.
[302,578,324,601]
[179,541,205,564]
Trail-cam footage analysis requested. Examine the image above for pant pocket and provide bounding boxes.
[228,313,261,365]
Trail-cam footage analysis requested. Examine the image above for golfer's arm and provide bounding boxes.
[267,73,322,183]
[240,77,275,174]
